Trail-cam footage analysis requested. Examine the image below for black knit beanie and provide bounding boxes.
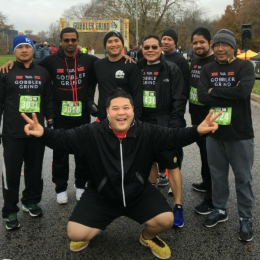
[103,31,124,47]
[161,29,178,45]
[212,29,237,50]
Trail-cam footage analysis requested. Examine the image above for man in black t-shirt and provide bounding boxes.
[94,31,142,121]
[189,27,215,215]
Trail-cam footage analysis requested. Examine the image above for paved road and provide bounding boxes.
[0,100,259,260]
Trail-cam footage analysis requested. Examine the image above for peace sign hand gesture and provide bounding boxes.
[21,113,44,137]
[197,110,222,135]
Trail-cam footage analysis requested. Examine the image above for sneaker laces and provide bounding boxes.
[27,204,39,209]
[174,206,183,219]
[151,236,165,248]
[241,219,251,229]
[210,208,222,218]
[7,213,17,221]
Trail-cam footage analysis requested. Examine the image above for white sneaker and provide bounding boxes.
[168,187,173,195]
[76,188,85,201]
[57,191,68,204]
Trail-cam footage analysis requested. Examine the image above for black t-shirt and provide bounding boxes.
[94,57,142,120]
[189,54,215,125]
[198,58,255,140]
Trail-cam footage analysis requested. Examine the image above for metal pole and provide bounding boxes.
[136,0,138,46]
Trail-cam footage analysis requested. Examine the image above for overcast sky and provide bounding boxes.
[2,0,234,34]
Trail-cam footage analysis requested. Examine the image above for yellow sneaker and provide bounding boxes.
[139,232,171,259]
[70,241,89,252]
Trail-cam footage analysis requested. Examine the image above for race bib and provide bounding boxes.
[211,107,232,125]
[19,96,41,113]
[61,101,82,117]
[143,90,156,108]
[189,87,204,106]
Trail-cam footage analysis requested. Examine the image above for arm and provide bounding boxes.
[87,59,99,116]
[197,67,237,107]
[169,64,187,128]
[179,59,190,99]
[22,113,88,158]
[210,61,255,100]
[0,60,15,73]
[42,71,55,121]
[0,74,5,125]
[154,110,220,151]
[129,65,143,119]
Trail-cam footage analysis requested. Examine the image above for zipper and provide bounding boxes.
[119,139,126,207]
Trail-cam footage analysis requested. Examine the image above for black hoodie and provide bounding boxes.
[39,49,99,128]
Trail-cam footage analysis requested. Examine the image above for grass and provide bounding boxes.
[1,55,260,95]
[0,55,15,66]
[253,79,260,95]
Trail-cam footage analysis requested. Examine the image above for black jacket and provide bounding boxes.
[39,49,98,128]
[137,55,187,128]
[42,119,199,206]
[0,61,54,138]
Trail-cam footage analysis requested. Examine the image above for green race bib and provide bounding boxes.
[211,107,232,125]
[143,90,156,108]
[189,87,204,106]
[19,95,41,113]
[61,101,82,117]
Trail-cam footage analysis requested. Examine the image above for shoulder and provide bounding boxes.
[164,60,181,74]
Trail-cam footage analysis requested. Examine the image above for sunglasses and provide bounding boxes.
[63,38,78,43]
[143,45,159,50]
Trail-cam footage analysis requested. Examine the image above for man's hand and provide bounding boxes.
[197,110,222,135]
[123,54,136,64]
[0,60,15,73]
[21,113,44,137]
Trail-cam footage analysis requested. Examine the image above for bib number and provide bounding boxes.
[211,107,232,125]
[19,96,40,113]
[143,90,156,108]
[189,87,204,106]
[61,101,82,117]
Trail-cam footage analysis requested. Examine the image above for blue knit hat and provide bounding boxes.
[13,35,34,53]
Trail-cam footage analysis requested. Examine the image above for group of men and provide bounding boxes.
[0,24,255,260]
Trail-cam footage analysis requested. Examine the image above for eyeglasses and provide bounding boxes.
[143,45,159,50]
[63,38,78,43]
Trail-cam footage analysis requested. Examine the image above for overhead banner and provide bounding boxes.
[59,18,129,48]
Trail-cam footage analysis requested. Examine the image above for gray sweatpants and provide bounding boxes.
[206,136,254,218]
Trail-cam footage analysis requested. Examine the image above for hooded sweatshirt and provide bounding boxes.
[39,49,99,128]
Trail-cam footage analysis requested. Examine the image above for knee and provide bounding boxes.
[158,212,173,231]
[67,221,87,241]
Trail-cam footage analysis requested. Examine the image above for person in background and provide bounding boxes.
[50,44,57,54]
[40,42,52,60]
[127,44,137,61]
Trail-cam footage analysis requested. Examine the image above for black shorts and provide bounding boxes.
[157,148,183,170]
[69,182,172,230]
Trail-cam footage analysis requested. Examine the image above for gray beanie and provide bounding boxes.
[212,29,236,50]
